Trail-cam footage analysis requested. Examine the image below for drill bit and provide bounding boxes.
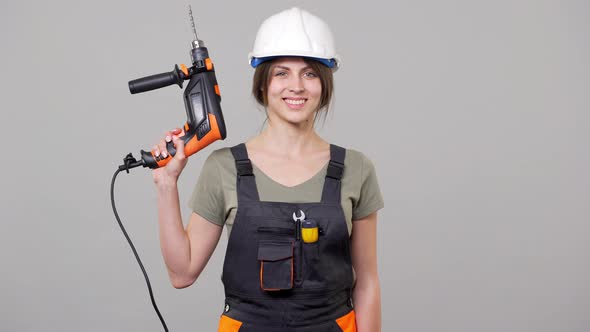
[187,3,205,64]
[188,4,203,49]
[188,4,199,42]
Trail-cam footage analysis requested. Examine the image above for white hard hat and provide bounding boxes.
[248,7,340,70]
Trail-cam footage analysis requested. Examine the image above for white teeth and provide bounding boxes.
[284,99,306,105]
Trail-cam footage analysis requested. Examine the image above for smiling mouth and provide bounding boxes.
[283,98,307,105]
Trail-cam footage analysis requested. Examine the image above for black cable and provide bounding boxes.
[111,168,169,332]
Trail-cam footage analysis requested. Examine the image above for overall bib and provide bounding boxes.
[217,143,357,332]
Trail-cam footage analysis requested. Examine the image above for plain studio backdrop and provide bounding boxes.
[1,0,588,331]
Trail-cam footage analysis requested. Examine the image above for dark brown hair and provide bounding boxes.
[252,57,334,124]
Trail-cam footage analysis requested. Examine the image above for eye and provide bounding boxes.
[274,71,287,77]
[303,71,318,78]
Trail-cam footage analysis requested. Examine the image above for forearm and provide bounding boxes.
[352,276,382,332]
[156,180,191,282]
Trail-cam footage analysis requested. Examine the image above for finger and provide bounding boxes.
[172,135,185,159]
[152,145,160,157]
[158,140,168,158]
[170,128,186,141]
[165,128,179,142]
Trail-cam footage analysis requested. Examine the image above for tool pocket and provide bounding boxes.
[302,226,323,261]
[299,225,326,286]
[257,240,294,291]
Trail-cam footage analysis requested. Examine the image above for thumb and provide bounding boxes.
[172,135,186,160]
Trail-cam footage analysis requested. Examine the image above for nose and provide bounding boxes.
[288,75,305,93]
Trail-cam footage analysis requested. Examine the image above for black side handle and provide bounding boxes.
[129,65,184,94]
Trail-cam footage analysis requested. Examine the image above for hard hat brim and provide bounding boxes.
[250,56,337,69]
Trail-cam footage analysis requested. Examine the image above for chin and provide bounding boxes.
[280,110,315,124]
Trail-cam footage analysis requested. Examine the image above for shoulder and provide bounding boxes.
[202,146,237,178]
[342,147,375,175]
[340,146,384,219]
[343,148,366,166]
[206,146,234,165]
[205,147,234,166]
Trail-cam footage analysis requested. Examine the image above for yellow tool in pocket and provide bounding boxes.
[301,219,319,243]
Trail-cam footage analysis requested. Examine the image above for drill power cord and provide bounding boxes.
[112,154,169,332]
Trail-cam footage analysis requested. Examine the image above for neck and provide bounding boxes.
[250,116,326,158]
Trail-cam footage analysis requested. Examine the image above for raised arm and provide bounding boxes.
[152,128,223,289]
[157,182,222,288]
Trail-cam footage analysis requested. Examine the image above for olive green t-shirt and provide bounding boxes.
[188,146,384,237]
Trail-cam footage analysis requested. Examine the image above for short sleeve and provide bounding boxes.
[187,151,226,226]
[352,153,384,221]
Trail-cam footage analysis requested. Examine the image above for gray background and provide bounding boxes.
[1,0,588,331]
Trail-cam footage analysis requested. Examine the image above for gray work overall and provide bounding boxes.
[217,143,357,332]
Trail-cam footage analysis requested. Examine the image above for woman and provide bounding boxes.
[151,8,383,332]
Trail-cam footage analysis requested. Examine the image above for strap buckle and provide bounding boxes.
[236,159,253,176]
[326,160,344,180]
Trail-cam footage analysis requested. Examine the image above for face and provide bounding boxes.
[265,57,322,125]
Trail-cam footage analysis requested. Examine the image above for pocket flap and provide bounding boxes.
[257,240,293,261]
